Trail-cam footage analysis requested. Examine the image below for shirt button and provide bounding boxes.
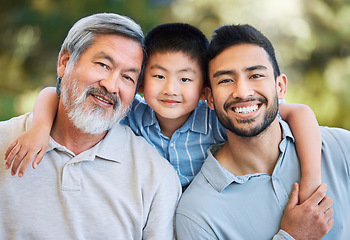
[170,143,174,147]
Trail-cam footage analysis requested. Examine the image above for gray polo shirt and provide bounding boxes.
[0,113,181,240]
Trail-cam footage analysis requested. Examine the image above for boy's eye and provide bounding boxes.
[154,75,165,79]
[180,78,191,82]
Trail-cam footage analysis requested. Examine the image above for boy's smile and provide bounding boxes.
[142,51,205,135]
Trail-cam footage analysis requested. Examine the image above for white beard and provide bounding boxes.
[61,78,129,135]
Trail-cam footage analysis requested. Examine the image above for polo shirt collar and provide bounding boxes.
[47,123,127,163]
[202,119,295,193]
[142,100,208,135]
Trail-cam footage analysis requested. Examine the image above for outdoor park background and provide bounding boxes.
[0,0,349,130]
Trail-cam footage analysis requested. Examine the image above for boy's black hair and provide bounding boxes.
[145,23,209,86]
[209,24,281,83]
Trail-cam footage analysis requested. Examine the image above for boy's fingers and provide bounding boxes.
[33,150,46,169]
[5,145,21,170]
[10,149,28,176]
[305,183,327,206]
[18,152,37,177]
[4,141,18,160]
[5,143,21,169]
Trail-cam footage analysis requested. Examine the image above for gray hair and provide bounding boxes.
[56,13,145,95]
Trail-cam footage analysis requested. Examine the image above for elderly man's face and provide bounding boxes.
[58,34,143,134]
[207,43,286,137]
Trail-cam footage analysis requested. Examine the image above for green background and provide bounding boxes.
[1,0,349,129]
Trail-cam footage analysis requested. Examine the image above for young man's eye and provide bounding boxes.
[250,74,263,79]
[218,79,233,84]
[180,78,191,82]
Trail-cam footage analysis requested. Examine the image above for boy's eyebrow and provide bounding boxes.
[212,65,268,78]
[149,64,168,72]
[149,64,197,73]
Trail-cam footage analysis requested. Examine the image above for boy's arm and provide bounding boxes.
[279,102,322,203]
[4,87,58,177]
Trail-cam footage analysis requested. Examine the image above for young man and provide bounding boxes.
[0,13,181,240]
[175,24,350,239]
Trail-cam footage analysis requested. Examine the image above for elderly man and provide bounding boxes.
[0,13,181,239]
[176,24,350,239]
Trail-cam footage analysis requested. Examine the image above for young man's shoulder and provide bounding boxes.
[320,126,350,149]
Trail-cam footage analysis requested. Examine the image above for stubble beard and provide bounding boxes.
[215,94,279,137]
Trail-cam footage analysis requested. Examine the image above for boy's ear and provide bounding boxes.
[137,79,144,94]
[199,86,207,101]
[57,51,71,78]
[205,87,215,110]
[276,74,287,100]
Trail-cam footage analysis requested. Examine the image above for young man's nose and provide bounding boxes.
[232,79,254,99]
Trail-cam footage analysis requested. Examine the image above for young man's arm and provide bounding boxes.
[4,87,58,177]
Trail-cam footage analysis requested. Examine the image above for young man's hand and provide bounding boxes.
[281,183,334,240]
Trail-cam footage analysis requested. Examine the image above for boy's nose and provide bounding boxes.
[162,79,179,96]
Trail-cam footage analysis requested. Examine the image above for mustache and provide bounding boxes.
[223,97,267,112]
[86,87,120,109]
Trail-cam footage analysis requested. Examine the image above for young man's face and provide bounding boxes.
[58,34,143,134]
[207,43,285,137]
[141,51,204,127]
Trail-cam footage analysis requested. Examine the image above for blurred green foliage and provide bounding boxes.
[1,0,349,130]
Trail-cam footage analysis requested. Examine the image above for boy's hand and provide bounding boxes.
[281,183,334,240]
[4,126,49,177]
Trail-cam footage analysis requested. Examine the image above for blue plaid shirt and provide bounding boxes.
[122,95,227,187]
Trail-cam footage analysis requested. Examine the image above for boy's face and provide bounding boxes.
[142,51,204,126]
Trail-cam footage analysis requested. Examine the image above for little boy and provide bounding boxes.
[5,23,321,202]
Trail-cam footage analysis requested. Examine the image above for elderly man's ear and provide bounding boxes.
[277,74,288,100]
[57,51,71,78]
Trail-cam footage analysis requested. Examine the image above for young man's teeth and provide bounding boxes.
[234,105,258,113]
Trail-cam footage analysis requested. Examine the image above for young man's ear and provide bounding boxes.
[57,50,70,78]
[276,74,287,100]
[205,87,215,110]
